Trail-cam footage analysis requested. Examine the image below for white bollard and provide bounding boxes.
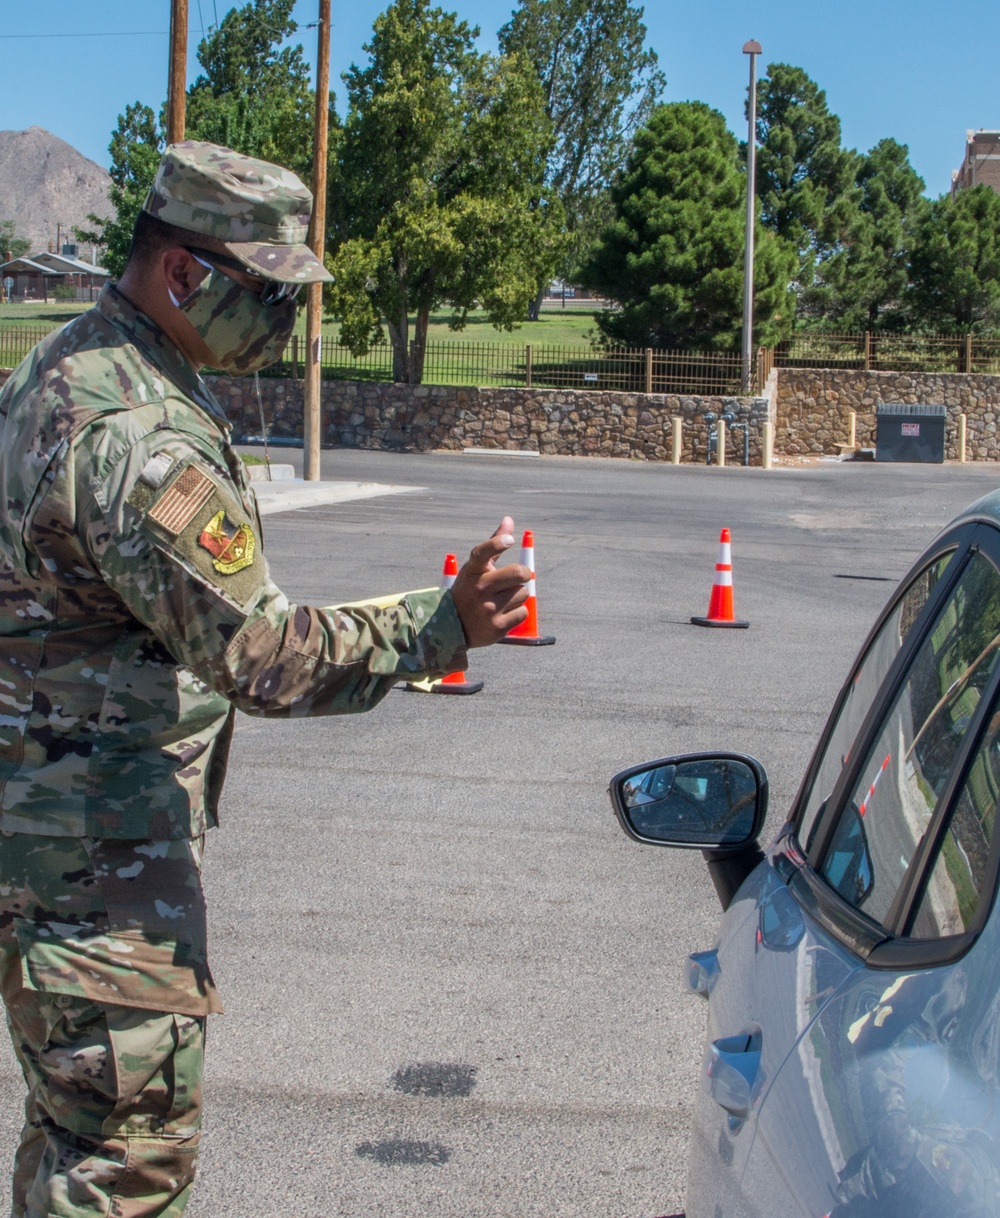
[717,420,727,467]
[848,409,856,450]
[762,419,773,470]
[671,416,683,465]
[959,414,967,463]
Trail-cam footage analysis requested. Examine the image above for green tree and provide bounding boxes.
[75,103,164,279]
[579,102,795,350]
[907,185,1000,333]
[185,0,321,179]
[498,0,665,314]
[753,63,860,318]
[812,139,926,332]
[0,220,30,260]
[328,0,559,383]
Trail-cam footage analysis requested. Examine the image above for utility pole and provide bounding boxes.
[741,39,762,396]
[167,0,189,144]
[304,0,331,481]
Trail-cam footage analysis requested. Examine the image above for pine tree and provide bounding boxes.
[580,102,795,350]
[908,185,1000,333]
[753,63,860,320]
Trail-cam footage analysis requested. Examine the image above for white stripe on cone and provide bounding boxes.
[522,543,537,597]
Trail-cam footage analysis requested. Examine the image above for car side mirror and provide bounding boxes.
[610,753,768,851]
[610,753,770,910]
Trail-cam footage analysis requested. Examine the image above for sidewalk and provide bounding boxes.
[249,465,425,516]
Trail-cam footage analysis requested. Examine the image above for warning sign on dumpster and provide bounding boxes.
[901,422,921,436]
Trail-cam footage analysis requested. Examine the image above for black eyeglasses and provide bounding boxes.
[186,247,303,306]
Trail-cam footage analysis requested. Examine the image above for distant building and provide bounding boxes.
[0,249,109,303]
[951,130,1000,196]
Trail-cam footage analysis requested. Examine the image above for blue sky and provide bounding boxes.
[2,1,998,198]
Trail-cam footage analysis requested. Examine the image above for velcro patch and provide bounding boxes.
[148,466,215,536]
[138,461,266,610]
[138,452,175,489]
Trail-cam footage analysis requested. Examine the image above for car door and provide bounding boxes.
[734,525,1000,1217]
[683,862,864,1218]
[682,532,964,1218]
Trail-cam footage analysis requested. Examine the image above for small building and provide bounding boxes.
[951,130,1000,196]
[0,249,109,303]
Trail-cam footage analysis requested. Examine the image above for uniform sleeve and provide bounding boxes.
[83,446,469,717]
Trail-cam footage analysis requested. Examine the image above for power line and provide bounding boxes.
[0,29,206,39]
[0,16,314,41]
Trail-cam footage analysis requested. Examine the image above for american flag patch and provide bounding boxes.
[148,466,215,536]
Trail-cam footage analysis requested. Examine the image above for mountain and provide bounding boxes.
[0,127,111,257]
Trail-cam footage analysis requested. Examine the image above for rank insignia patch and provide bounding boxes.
[197,510,256,575]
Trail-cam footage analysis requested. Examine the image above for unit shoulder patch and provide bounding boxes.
[198,509,256,575]
[138,460,265,610]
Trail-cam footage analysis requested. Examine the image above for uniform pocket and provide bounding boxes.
[13,918,223,1016]
[103,1007,205,1138]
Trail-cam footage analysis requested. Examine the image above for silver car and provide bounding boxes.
[610,489,1000,1218]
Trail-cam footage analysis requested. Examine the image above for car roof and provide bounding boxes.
[947,488,1000,534]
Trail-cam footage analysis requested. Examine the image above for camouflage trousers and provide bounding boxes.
[0,833,223,1218]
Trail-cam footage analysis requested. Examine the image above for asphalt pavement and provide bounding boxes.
[2,450,998,1217]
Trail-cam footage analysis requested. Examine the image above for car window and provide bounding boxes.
[798,553,953,853]
[909,698,1000,938]
[820,550,1000,927]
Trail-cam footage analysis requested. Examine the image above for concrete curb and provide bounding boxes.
[252,480,425,516]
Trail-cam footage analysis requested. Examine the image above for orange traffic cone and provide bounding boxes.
[405,553,484,694]
[691,528,750,629]
[500,530,556,646]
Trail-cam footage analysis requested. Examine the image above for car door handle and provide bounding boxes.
[686,949,720,998]
[703,1032,762,1120]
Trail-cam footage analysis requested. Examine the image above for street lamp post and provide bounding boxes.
[304,0,331,481]
[741,39,762,395]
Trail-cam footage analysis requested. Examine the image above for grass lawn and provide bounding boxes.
[0,300,601,347]
[1,299,606,384]
[0,302,92,328]
[414,304,601,347]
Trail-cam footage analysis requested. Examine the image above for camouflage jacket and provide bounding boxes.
[0,286,467,840]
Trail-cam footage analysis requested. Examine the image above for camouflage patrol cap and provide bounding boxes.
[143,141,332,284]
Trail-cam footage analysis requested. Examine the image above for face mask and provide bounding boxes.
[171,259,297,377]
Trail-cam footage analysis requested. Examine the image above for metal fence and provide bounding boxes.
[9,320,1000,391]
[775,331,1000,375]
[263,335,753,395]
[0,325,56,370]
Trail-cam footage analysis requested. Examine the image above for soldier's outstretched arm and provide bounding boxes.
[75,446,519,717]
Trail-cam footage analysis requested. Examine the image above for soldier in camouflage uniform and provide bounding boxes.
[0,141,530,1217]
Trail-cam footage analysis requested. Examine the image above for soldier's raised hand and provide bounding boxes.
[449,516,531,648]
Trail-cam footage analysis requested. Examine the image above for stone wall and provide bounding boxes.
[212,375,770,464]
[776,368,1000,459]
[6,360,1000,462]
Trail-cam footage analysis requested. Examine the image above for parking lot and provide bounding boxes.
[3,450,999,1217]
